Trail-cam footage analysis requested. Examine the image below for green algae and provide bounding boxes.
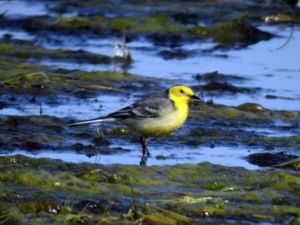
[0,155,299,224]
[0,43,158,97]
[17,11,272,46]
[55,17,91,30]
[156,196,224,204]
[0,56,149,95]
[190,19,273,45]
[112,15,186,33]
[0,41,112,64]
[263,13,300,24]
[289,217,300,225]
[237,102,264,112]
[0,156,300,224]
[54,15,187,34]
[273,157,300,169]
[0,206,24,225]
[204,20,272,46]
[259,135,300,150]
[191,102,300,121]
[0,167,102,194]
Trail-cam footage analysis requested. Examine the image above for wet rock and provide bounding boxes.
[195,71,246,82]
[24,141,43,150]
[237,103,264,112]
[265,94,294,100]
[155,154,176,160]
[206,19,273,46]
[159,49,192,60]
[148,33,183,47]
[3,33,13,39]
[202,81,256,94]
[0,100,8,109]
[72,143,97,152]
[246,152,298,167]
[8,96,17,102]
[172,12,200,25]
[100,146,131,155]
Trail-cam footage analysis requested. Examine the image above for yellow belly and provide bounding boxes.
[123,106,189,136]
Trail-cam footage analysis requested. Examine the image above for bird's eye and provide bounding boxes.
[179,89,184,94]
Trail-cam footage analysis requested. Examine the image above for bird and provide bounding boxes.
[112,31,131,60]
[69,85,202,165]
[112,42,131,60]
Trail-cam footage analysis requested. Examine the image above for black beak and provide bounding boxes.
[191,94,203,102]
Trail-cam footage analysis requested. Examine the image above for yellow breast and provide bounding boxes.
[125,104,189,137]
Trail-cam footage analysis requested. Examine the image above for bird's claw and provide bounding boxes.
[140,154,148,166]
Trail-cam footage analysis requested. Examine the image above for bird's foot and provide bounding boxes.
[145,148,150,157]
[140,154,148,166]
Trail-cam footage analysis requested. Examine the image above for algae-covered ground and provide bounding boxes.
[0,155,299,225]
[0,0,300,224]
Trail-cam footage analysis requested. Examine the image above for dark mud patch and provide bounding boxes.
[201,81,260,95]
[195,71,247,83]
[0,115,130,156]
[158,49,194,60]
[0,100,8,109]
[246,152,299,167]
[265,94,297,100]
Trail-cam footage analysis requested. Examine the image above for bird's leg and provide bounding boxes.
[141,136,150,156]
[140,136,150,166]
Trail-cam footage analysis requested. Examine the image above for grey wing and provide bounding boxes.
[107,93,174,120]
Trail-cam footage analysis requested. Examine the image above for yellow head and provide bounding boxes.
[168,85,201,105]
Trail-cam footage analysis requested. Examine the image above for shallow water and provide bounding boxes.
[0,0,48,17]
[32,26,300,110]
[1,25,299,113]
[0,145,261,170]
